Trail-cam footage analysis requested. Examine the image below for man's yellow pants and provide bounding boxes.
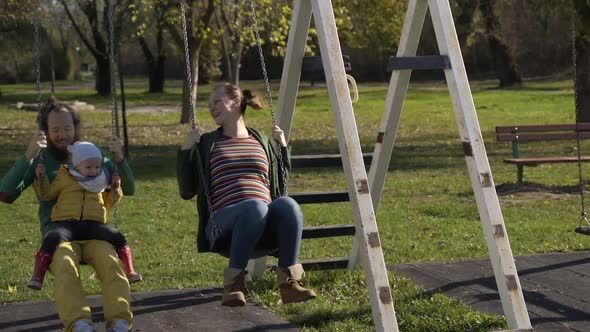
[49,240,132,332]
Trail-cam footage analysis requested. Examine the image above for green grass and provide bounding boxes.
[1,78,588,331]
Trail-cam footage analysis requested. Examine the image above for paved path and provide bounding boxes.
[390,251,590,331]
[0,287,299,332]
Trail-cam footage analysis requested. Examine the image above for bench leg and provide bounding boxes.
[517,165,523,183]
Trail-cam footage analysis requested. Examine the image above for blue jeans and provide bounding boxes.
[207,197,303,269]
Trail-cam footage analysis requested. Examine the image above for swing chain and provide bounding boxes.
[108,0,119,228]
[570,2,589,228]
[249,0,289,195]
[108,0,120,139]
[180,0,197,130]
[33,4,47,201]
[180,1,215,219]
[34,8,42,118]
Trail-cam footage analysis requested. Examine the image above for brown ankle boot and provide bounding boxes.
[28,251,53,290]
[222,268,247,307]
[276,264,316,304]
[116,246,143,283]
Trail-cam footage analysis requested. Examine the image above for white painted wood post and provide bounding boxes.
[427,0,531,328]
[365,0,531,329]
[311,1,398,331]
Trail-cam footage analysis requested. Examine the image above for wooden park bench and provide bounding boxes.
[495,124,590,183]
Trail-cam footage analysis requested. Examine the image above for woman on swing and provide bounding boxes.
[177,83,316,307]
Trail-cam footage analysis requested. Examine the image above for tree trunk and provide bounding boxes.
[148,55,166,93]
[229,52,241,85]
[479,0,522,87]
[455,0,479,48]
[95,56,111,95]
[576,36,590,122]
[181,49,199,124]
[488,36,522,87]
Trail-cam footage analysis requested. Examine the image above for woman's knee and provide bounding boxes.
[271,197,303,223]
[242,199,269,218]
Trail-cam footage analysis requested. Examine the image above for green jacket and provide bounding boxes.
[0,148,135,236]
[177,127,290,253]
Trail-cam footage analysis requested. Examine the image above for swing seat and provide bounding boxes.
[575,227,590,236]
[211,234,279,260]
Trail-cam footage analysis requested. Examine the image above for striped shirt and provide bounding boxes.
[209,134,271,213]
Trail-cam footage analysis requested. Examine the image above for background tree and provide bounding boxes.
[165,0,215,124]
[129,0,170,93]
[341,0,405,81]
[59,0,129,95]
[213,1,251,84]
[0,0,36,31]
[478,0,522,87]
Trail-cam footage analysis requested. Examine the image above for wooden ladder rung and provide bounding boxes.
[302,224,355,239]
[289,191,349,204]
[387,55,451,71]
[291,153,373,168]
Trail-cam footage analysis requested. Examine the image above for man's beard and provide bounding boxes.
[47,139,69,162]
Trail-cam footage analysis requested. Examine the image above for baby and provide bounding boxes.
[28,141,142,290]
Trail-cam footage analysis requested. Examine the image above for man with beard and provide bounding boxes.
[0,100,135,332]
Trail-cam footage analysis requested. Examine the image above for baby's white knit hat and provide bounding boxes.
[68,141,102,167]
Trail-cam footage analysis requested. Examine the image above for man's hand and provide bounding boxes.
[111,172,121,189]
[25,131,47,162]
[35,164,46,179]
[108,135,124,163]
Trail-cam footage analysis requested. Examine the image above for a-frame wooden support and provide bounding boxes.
[362,0,532,330]
[270,0,398,331]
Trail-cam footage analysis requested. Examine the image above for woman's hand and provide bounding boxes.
[272,125,287,147]
[181,128,201,150]
[25,130,47,162]
[108,135,124,163]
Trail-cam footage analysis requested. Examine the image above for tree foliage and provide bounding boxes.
[0,0,38,30]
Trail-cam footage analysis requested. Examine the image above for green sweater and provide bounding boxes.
[177,127,290,252]
[0,148,135,236]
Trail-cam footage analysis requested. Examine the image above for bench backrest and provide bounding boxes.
[496,124,590,142]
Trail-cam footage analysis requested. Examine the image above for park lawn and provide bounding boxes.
[1,79,588,331]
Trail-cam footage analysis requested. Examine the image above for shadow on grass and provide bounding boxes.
[495,181,587,196]
[289,306,372,329]
[1,135,476,182]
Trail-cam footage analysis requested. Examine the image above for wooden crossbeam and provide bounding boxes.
[291,153,373,168]
[290,191,349,204]
[387,55,451,71]
[302,224,355,239]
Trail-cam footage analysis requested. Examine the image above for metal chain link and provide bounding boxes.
[34,4,46,200]
[48,0,55,96]
[180,1,215,222]
[108,0,119,228]
[180,0,197,130]
[249,0,289,196]
[34,7,42,112]
[570,2,589,229]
